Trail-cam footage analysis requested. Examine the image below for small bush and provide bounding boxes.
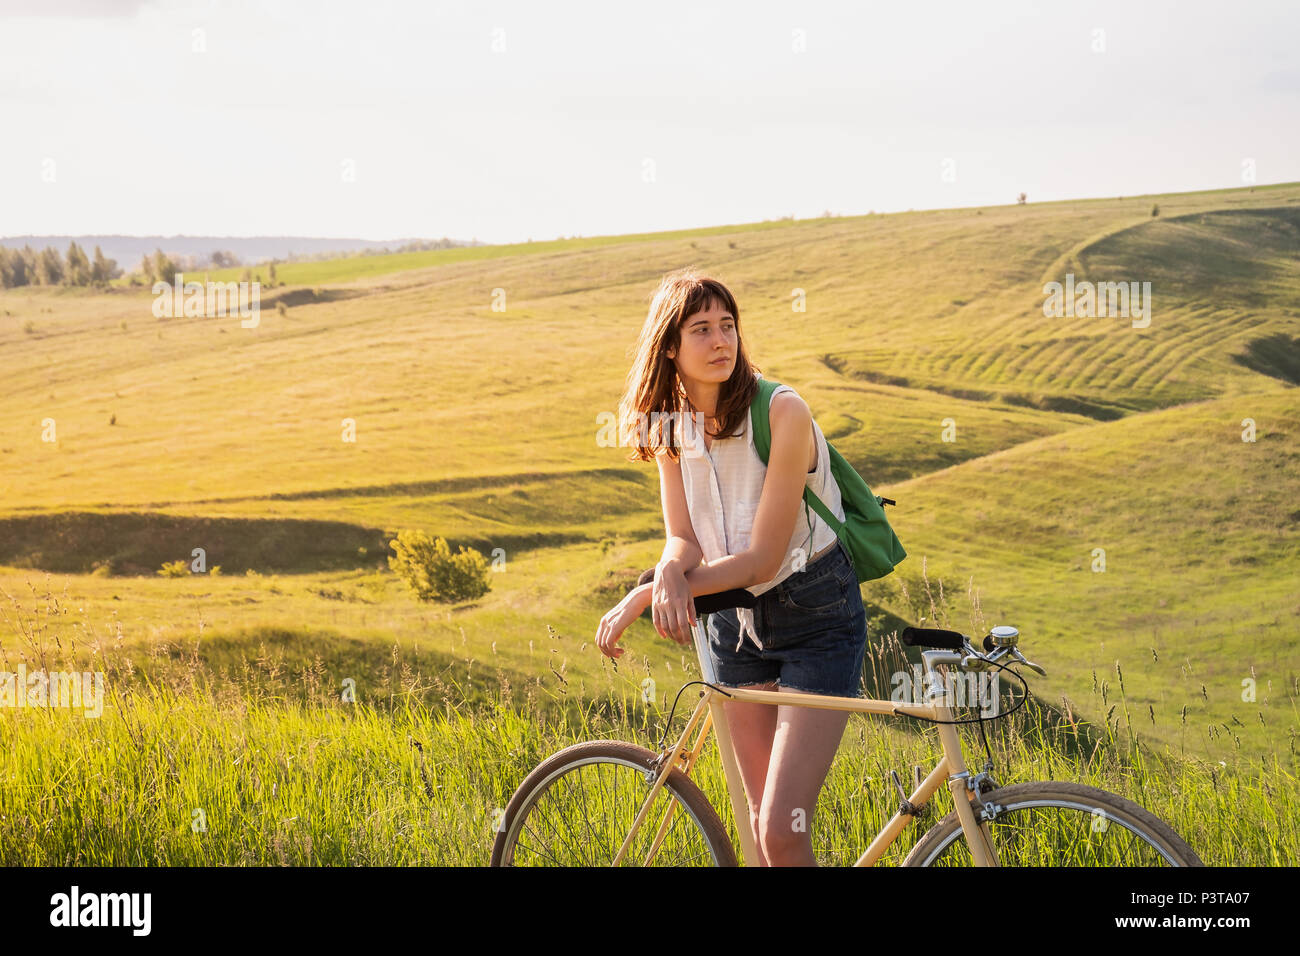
[387,529,490,603]
[157,560,189,578]
[1151,203,1160,217]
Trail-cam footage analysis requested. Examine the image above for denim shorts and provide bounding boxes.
[704,540,869,699]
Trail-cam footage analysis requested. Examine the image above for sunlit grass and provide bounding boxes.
[1,568,1294,865]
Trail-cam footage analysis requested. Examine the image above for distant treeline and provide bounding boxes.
[0,236,476,290]
[0,242,120,288]
[277,236,472,264]
[0,242,223,289]
[188,237,470,270]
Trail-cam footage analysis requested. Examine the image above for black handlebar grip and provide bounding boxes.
[636,567,758,616]
[693,588,758,615]
[900,626,965,650]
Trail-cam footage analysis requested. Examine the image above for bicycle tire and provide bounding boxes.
[902,780,1204,867]
[489,739,738,866]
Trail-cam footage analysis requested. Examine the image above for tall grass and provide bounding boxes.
[1,573,1294,866]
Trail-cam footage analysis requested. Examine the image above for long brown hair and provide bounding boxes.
[618,267,759,463]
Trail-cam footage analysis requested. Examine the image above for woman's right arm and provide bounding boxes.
[653,452,704,644]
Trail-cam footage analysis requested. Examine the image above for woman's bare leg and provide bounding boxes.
[757,687,852,866]
[719,683,780,866]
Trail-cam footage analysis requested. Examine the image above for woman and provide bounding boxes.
[595,266,869,866]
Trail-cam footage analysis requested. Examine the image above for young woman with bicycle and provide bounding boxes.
[595,267,869,866]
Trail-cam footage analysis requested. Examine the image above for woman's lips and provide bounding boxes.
[709,356,729,365]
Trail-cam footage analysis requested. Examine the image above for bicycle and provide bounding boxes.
[489,585,1205,866]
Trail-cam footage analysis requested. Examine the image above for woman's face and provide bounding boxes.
[667,299,737,388]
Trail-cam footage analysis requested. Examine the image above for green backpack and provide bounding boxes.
[750,377,907,582]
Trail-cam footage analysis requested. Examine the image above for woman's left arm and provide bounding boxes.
[737,391,813,581]
[678,392,813,596]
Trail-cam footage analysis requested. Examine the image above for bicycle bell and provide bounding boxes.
[987,625,1019,648]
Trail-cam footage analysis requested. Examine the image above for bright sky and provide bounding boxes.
[1,0,1297,244]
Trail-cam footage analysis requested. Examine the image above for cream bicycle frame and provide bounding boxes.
[613,613,1002,867]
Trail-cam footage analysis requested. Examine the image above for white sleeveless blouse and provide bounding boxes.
[678,373,844,651]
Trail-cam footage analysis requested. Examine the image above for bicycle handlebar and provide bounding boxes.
[693,588,758,615]
[637,566,759,617]
[902,625,1047,677]
[900,626,965,650]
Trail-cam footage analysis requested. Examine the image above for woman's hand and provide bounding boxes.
[652,559,696,646]
[595,583,653,659]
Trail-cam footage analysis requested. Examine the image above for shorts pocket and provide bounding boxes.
[832,543,858,589]
[778,566,845,614]
[705,608,735,644]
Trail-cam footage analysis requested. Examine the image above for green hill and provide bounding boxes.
[2,180,1297,768]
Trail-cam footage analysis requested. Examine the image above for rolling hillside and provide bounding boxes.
[1,180,1297,765]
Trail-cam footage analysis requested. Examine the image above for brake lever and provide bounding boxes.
[957,640,1045,678]
[1011,647,1047,677]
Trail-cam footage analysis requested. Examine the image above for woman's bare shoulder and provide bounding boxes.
[768,387,811,422]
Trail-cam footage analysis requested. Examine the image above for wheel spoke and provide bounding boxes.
[497,750,728,867]
[925,801,1187,866]
[533,775,587,864]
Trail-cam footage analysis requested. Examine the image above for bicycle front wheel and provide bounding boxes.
[903,780,1204,866]
[489,740,737,866]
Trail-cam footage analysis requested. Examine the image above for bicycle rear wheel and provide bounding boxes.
[489,740,737,866]
[903,780,1204,866]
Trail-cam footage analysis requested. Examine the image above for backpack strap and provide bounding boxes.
[749,377,783,463]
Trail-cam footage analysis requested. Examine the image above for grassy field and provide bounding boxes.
[0,576,1293,865]
[2,180,1297,864]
